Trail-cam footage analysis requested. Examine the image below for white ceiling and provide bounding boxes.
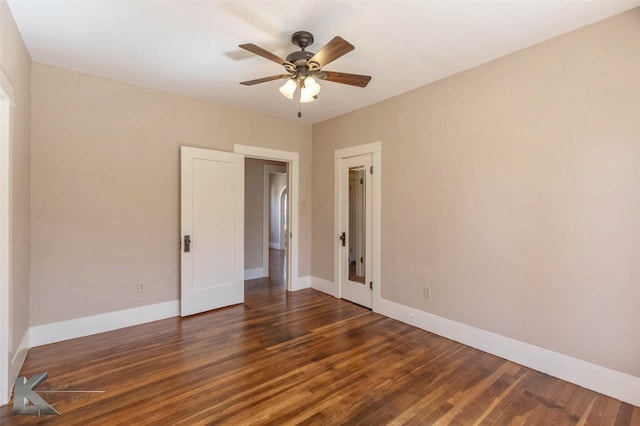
[8,0,639,124]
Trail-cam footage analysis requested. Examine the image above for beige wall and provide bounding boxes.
[30,63,312,325]
[312,9,640,376]
[0,0,31,380]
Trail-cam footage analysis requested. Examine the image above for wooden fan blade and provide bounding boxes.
[239,43,294,67]
[320,71,371,87]
[308,36,354,68]
[240,75,288,86]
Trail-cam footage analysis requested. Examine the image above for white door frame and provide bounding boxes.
[236,145,300,292]
[334,142,381,312]
[0,69,14,405]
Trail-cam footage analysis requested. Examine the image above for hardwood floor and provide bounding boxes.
[1,252,638,424]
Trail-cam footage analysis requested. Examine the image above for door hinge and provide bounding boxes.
[369,281,373,290]
[360,178,363,184]
[370,166,373,174]
[360,257,363,263]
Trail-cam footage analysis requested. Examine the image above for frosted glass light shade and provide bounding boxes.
[303,77,321,96]
[299,77,321,103]
[279,79,297,99]
[299,92,316,103]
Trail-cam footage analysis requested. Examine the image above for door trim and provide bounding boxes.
[334,142,381,312]
[235,145,300,292]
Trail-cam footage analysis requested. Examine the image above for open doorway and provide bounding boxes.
[244,159,288,288]
[236,144,300,292]
[267,164,287,285]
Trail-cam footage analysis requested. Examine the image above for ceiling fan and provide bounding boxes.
[239,31,372,106]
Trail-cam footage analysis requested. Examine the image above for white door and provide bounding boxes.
[181,146,244,316]
[339,154,373,308]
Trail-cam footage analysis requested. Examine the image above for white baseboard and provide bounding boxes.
[377,297,640,407]
[269,242,281,250]
[311,276,337,297]
[244,267,267,280]
[290,275,310,291]
[11,330,29,366]
[30,300,179,347]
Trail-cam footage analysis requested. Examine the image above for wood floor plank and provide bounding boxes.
[629,406,640,425]
[1,249,638,425]
[470,370,530,426]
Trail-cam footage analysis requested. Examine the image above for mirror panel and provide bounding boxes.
[348,167,366,284]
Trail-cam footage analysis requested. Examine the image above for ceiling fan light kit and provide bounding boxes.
[239,30,372,116]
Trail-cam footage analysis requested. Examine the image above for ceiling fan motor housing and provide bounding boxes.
[286,50,315,67]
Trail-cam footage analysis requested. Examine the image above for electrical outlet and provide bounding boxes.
[423,286,431,299]
[137,281,145,293]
